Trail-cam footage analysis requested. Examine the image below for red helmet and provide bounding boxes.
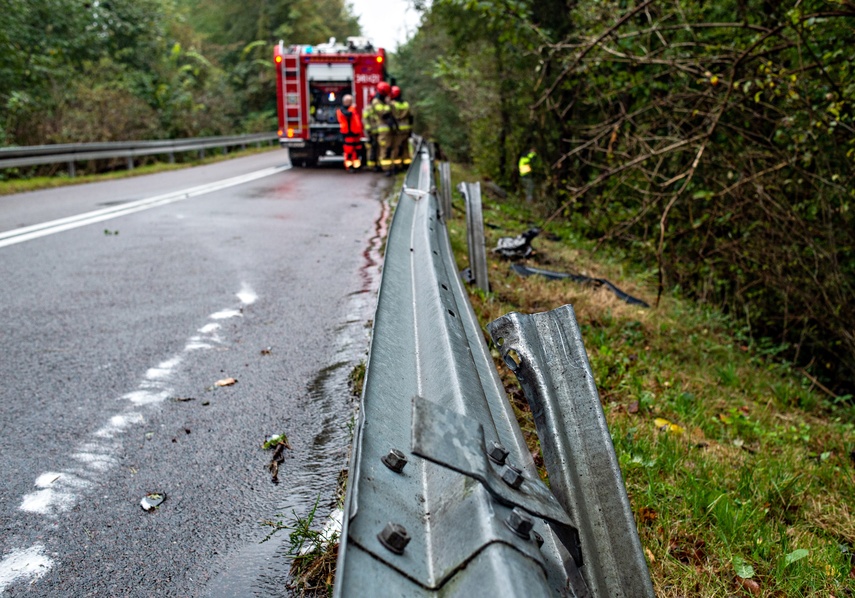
[391,86,401,99]
[377,81,391,96]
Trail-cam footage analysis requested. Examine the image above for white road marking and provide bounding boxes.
[237,283,258,305]
[0,546,54,592]
[210,309,242,320]
[10,283,259,592]
[0,165,290,249]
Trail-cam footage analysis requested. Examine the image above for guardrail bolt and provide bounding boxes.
[378,522,411,554]
[381,449,408,473]
[532,530,545,548]
[502,464,524,489]
[487,441,509,465]
[505,507,533,539]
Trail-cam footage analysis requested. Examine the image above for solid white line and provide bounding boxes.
[0,164,290,248]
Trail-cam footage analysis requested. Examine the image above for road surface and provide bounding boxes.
[0,151,388,596]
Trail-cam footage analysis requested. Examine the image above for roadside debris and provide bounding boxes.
[263,433,292,484]
[260,347,272,355]
[493,227,541,259]
[172,396,196,402]
[140,492,165,511]
[511,263,650,307]
[214,377,237,387]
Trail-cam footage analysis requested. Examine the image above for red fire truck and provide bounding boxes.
[273,37,387,167]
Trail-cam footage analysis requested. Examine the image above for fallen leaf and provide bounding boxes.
[638,506,657,524]
[784,548,809,566]
[654,417,685,434]
[733,556,755,579]
[628,401,639,414]
[738,578,761,595]
[172,396,195,402]
[260,347,272,355]
[215,377,237,387]
[644,547,655,563]
[263,433,292,450]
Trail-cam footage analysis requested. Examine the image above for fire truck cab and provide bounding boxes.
[273,37,387,167]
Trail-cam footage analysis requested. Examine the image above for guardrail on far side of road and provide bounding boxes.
[0,132,279,176]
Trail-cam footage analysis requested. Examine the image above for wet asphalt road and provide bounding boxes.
[0,151,388,596]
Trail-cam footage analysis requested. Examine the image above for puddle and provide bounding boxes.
[205,189,386,598]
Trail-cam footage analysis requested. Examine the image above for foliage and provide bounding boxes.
[262,495,339,596]
[406,0,855,394]
[1,0,360,152]
[445,170,855,595]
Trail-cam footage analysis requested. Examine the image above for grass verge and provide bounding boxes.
[446,164,855,597]
[0,145,280,196]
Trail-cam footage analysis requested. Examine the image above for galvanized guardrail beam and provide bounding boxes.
[336,140,652,597]
[336,141,589,596]
[488,307,655,598]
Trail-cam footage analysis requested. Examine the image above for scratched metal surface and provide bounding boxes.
[335,143,587,596]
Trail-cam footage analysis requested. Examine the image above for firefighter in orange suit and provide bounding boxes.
[390,86,413,167]
[373,82,397,175]
[336,94,363,171]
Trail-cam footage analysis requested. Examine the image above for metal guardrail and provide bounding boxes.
[0,132,278,176]
[438,161,452,217]
[335,140,654,596]
[457,181,490,293]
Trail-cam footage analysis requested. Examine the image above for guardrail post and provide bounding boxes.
[458,182,490,293]
[168,151,175,164]
[67,161,76,177]
[198,149,205,160]
[126,157,134,171]
[438,162,452,218]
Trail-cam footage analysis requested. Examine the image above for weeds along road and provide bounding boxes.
[0,151,387,596]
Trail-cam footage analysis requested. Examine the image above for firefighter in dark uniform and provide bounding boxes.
[372,82,397,175]
[362,93,379,171]
[336,94,363,171]
[390,86,413,167]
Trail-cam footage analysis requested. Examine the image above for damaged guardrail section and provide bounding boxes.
[335,141,654,597]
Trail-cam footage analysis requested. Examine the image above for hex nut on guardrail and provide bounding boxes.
[504,507,533,539]
[502,464,525,489]
[487,441,510,465]
[381,449,408,473]
[378,522,411,555]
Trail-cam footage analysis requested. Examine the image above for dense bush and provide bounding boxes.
[398,0,855,394]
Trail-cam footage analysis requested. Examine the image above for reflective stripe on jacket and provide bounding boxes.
[392,100,412,132]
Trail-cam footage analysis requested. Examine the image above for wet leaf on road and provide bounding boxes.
[263,433,292,450]
[214,377,237,387]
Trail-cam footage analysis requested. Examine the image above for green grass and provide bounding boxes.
[446,165,855,596]
[0,145,280,196]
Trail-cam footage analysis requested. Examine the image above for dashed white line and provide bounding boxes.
[8,282,260,593]
[0,546,54,592]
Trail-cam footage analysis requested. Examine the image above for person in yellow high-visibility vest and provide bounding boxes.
[390,86,413,167]
[519,148,537,203]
